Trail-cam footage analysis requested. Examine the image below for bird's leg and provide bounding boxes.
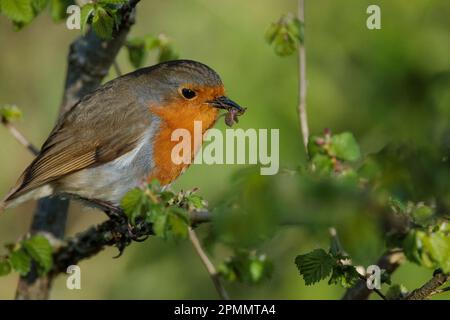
[89,199,147,241]
[78,197,126,223]
[77,197,150,257]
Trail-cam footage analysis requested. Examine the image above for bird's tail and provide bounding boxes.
[0,193,12,215]
[0,195,8,215]
[0,185,23,215]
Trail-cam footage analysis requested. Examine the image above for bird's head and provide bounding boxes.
[137,60,245,129]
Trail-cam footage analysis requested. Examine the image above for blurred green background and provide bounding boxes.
[0,0,449,299]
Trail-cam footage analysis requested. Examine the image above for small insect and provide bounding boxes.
[224,107,246,127]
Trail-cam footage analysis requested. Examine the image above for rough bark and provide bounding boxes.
[405,272,449,300]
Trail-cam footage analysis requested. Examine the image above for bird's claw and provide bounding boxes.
[126,223,148,242]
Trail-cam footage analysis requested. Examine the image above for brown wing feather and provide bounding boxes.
[6,83,151,202]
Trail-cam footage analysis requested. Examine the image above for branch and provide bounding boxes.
[1,117,39,156]
[188,227,229,300]
[342,249,405,300]
[297,0,309,154]
[48,210,211,277]
[16,0,140,300]
[405,271,450,300]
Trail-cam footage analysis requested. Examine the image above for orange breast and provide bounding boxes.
[147,94,221,185]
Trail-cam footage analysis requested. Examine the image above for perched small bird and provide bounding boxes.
[1,60,244,212]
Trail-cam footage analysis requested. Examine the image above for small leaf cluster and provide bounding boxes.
[295,234,363,288]
[0,104,23,122]
[0,234,53,277]
[265,13,304,56]
[308,129,361,178]
[0,0,69,29]
[218,250,273,285]
[120,181,202,241]
[125,34,179,68]
[388,199,450,273]
[0,0,81,29]
[80,0,128,39]
[0,0,128,39]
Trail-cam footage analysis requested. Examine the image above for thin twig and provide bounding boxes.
[356,273,387,300]
[113,60,123,77]
[297,0,309,154]
[188,227,229,300]
[1,118,39,156]
[373,287,387,300]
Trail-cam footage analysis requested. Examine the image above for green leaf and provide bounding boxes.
[91,7,114,39]
[153,212,168,238]
[0,258,11,276]
[411,204,434,226]
[143,35,159,51]
[126,42,146,68]
[158,44,178,63]
[31,0,49,14]
[121,188,146,224]
[265,14,303,57]
[248,255,273,283]
[329,132,361,162]
[49,0,74,22]
[402,229,450,271]
[264,22,280,44]
[22,235,53,273]
[402,230,429,267]
[0,0,34,23]
[80,3,95,34]
[273,29,296,56]
[10,249,31,275]
[219,251,273,284]
[423,231,450,273]
[125,34,178,68]
[166,207,189,240]
[295,249,335,285]
[311,154,333,175]
[186,194,204,209]
[286,16,304,44]
[307,135,325,158]
[328,265,360,288]
[0,104,23,122]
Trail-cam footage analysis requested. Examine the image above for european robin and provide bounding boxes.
[1,60,245,212]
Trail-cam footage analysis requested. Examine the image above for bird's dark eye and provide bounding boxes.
[181,88,196,99]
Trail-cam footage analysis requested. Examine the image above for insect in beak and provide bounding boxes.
[207,96,246,127]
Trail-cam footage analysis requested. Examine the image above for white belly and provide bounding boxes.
[57,129,155,204]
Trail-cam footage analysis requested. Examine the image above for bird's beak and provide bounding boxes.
[207,96,246,115]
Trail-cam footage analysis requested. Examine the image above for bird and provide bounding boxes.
[1,59,244,213]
